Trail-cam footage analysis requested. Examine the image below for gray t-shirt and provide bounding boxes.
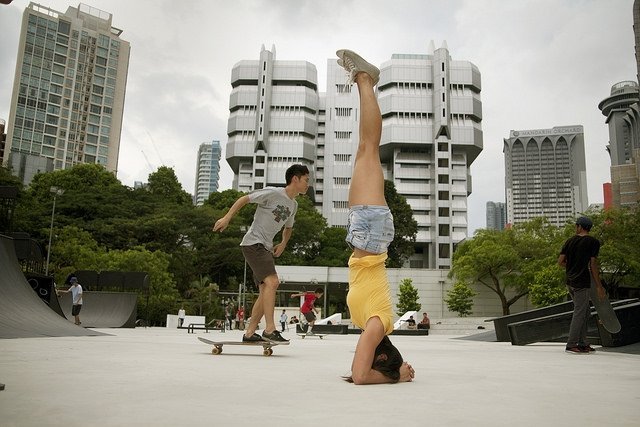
[240,187,298,251]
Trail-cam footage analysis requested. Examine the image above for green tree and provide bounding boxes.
[185,275,222,319]
[101,246,179,326]
[445,281,477,317]
[384,180,418,268]
[312,226,351,267]
[449,217,564,315]
[396,278,421,315]
[529,265,568,307]
[586,207,640,295]
[147,166,192,205]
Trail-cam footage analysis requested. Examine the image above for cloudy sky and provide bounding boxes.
[0,0,636,233]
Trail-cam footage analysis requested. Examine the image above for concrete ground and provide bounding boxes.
[0,327,638,427]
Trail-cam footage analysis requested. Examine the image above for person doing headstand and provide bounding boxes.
[336,49,415,385]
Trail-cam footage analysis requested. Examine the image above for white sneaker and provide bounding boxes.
[336,49,380,86]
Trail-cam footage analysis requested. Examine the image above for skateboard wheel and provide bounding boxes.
[263,349,273,356]
[319,336,324,339]
[212,346,222,355]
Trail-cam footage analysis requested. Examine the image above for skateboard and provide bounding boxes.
[297,333,326,339]
[589,277,622,334]
[197,336,289,356]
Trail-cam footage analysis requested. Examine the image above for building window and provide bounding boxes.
[438,159,449,167]
[255,169,264,177]
[438,224,450,237]
[256,156,265,163]
[438,191,449,200]
[438,175,449,184]
[439,243,450,258]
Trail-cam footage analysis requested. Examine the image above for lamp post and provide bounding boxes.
[239,226,247,312]
[45,186,64,276]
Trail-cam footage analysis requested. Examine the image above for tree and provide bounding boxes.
[445,281,476,317]
[147,166,192,205]
[529,265,568,307]
[586,207,640,296]
[449,217,564,315]
[396,278,421,315]
[384,180,418,267]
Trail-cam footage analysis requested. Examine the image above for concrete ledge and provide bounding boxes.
[597,302,640,347]
[296,324,348,334]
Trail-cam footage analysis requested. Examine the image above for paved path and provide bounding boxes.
[0,328,638,426]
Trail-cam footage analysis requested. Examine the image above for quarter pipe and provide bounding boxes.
[0,235,106,339]
[57,291,137,328]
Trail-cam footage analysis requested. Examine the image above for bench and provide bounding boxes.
[187,323,209,334]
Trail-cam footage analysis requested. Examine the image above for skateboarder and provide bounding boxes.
[558,216,604,354]
[213,164,310,343]
[57,276,83,325]
[336,49,414,384]
[291,287,323,334]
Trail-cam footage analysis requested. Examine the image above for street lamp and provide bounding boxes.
[239,226,248,312]
[45,186,64,276]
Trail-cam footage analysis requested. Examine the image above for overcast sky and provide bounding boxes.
[0,0,636,233]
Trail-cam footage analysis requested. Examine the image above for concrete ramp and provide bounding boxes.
[315,313,342,325]
[393,311,417,330]
[57,291,137,328]
[0,235,107,339]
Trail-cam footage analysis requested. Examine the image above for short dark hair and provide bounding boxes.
[314,287,324,294]
[576,216,593,231]
[285,164,309,185]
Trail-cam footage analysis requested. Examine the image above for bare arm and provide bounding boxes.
[558,254,567,268]
[212,195,250,232]
[273,227,293,257]
[350,317,391,385]
[590,257,606,297]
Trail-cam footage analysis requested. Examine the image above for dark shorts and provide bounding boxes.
[302,311,316,322]
[71,304,82,316]
[241,244,277,286]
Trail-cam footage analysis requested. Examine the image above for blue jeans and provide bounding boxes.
[345,205,394,254]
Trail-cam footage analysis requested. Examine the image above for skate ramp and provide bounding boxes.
[57,291,137,328]
[0,235,107,339]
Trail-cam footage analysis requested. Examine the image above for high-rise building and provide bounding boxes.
[0,119,6,165]
[225,45,317,192]
[193,140,221,206]
[598,81,640,207]
[504,126,588,227]
[226,43,482,268]
[3,3,130,185]
[486,201,506,230]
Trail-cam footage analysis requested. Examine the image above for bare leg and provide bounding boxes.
[260,274,279,334]
[348,72,386,208]
[244,292,264,337]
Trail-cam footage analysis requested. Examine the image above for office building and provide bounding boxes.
[504,126,588,227]
[225,45,317,192]
[486,201,506,230]
[193,140,221,206]
[598,81,640,207]
[226,42,482,268]
[0,119,6,165]
[4,3,130,185]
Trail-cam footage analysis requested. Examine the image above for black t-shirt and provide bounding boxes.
[560,235,600,288]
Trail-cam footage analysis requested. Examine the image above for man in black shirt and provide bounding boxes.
[558,216,604,354]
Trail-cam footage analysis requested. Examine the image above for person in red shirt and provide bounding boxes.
[291,287,324,334]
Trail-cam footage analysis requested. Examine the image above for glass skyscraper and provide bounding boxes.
[3,3,130,185]
[193,140,221,206]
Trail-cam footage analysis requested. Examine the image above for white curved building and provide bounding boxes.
[226,43,483,268]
